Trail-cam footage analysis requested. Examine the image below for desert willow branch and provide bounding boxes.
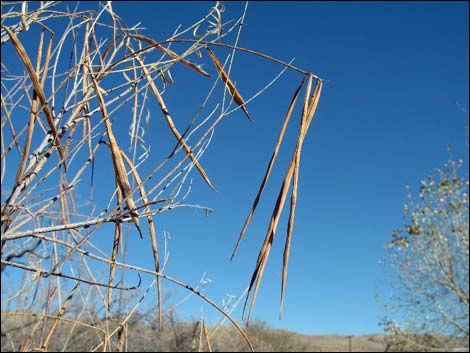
[2,96,24,158]
[4,311,106,335]
[9,119,95,214]
[95,277,158,352]
[161,39,325,80]
[3,143,57,213]
[1,201,195,241]
[18,230,254,352]
[3,230,253,350]
[24,231,251,351]
[5,108,92,212]
[0,2,58,45]
[41,282,80,351]
[2,73,28,101]
[0,95,28,160]
[3,73,79,217]
[1,260,142,290]
[7,182,74,234]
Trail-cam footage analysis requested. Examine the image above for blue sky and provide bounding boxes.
[2,1,469,336]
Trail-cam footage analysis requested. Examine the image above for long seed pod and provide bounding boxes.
[87,64,143,239]
[231,76,305,261]
[3,25,67,170]
[119,149,163,329]
[243,75,323,323]
[206,47,254,122]
[128,33,211,78]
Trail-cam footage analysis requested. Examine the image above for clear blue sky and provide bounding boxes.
[2,1,469,336]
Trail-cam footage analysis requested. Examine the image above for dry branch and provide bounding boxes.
[1,2,324,350]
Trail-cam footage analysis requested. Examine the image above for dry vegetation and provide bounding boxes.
[382,157,469,352]
[1,311,392,352]
[1,1,327,351]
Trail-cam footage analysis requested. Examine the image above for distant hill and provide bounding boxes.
[1,311,468,352]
